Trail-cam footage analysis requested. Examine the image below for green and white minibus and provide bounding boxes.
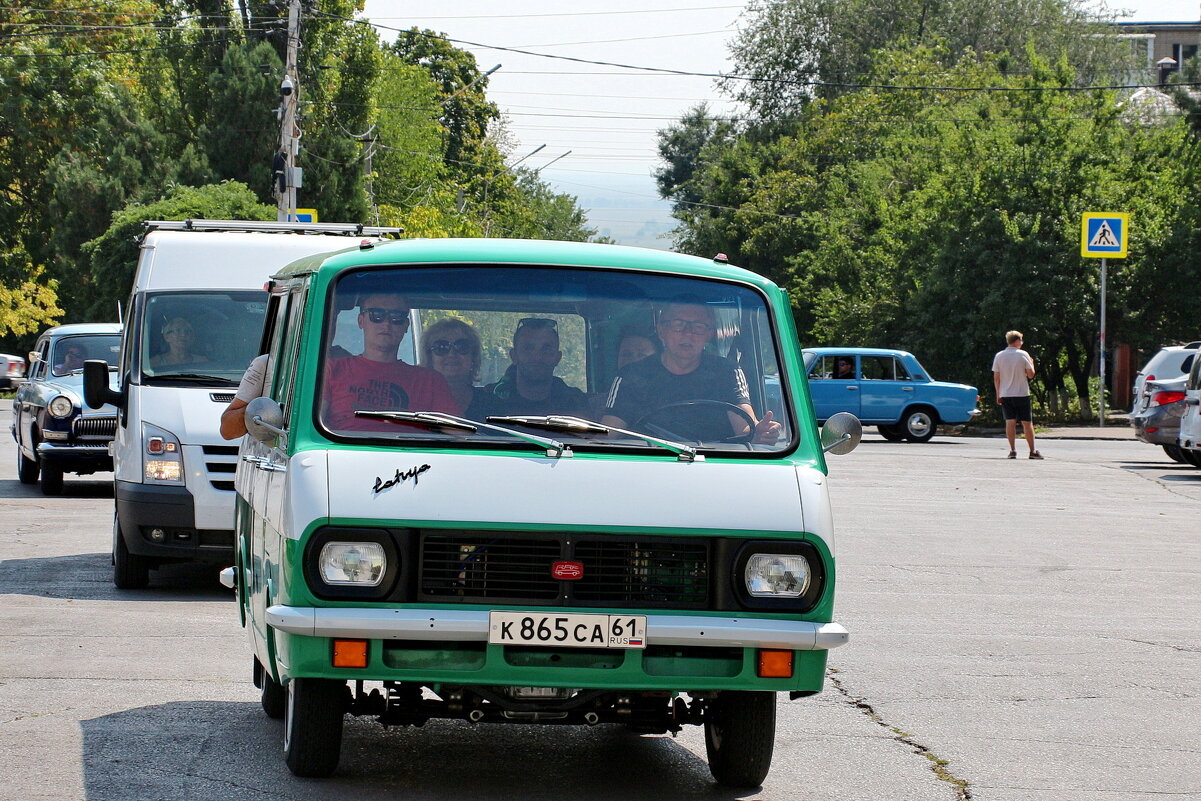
[223,238,857,787]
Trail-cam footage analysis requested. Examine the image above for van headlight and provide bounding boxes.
[142,422,184,484]
[744,553,811,597]
[319,542,386,586]
[48,395,75,418]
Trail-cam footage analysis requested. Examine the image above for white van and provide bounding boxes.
[85,220,399,588]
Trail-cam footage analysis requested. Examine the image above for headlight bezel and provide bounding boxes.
[48,395,76,419]
[732,540,825,611]
[303,527,400,601]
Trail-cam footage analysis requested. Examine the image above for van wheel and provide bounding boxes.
[1163,444,1186,463]
[900,408,937,442]
[113,524,150,589]
[39,463,64,496]
[1182,448,1201,468]
[17,447,38,484]
[284,678,345,777]
[703,691,776,787]
[259,659,286,720]
[878,425,905,442]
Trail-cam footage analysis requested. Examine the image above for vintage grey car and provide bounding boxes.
[11,323,121,495]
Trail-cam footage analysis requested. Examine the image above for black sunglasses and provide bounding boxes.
[430,338,473,356]
[363,307,410,325]
[517,317,556,330]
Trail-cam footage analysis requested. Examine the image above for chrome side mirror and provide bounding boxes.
[821,412,862,455]
[245,396,286,444]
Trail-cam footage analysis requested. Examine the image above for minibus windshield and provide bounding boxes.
[139,291,268,385]
[317,265,793,453]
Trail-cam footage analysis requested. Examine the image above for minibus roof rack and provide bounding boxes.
[144,220,403,237]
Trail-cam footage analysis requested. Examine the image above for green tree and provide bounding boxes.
[80,182,274,319]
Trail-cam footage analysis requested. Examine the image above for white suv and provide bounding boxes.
[1131,342,1201,413]
[1177,356,1201,467]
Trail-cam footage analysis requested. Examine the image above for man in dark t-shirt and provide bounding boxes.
[602,300,780,444]
[485,317,589,417]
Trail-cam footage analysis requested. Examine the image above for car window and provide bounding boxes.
[860,356,896,380]
[811,354,856,380]
[316,265,792,453]
[139,290,268,383]
[51,335,121,377]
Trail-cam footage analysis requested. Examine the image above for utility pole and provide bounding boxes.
[275,0,302,222]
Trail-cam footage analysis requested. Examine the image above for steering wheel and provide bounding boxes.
[632,400,756,444]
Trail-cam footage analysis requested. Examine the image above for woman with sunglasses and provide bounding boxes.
[419,318,494,418]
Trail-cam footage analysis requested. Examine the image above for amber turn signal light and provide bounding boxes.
[757,649,793,678]
[332,639,368,668]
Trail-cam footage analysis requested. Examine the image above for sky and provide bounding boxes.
[359,1,1201,247]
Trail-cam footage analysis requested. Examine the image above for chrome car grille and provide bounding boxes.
[71,414,118,441]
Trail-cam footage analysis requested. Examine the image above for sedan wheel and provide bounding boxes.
[878,425,905,442]
[17,447,38,484]
[39,463,64,496]
[901,408,937,443]
[1163,444,1186,463]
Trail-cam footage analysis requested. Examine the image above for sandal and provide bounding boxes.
[1007,451,1016,459]
[1029,451,1043,459]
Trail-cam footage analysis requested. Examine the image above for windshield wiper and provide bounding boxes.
[145,373,237,386]
[354,410,572,457]
[486,415,702,462]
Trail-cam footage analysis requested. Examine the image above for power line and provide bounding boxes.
[370,5,742,20]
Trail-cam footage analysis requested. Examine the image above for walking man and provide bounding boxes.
[992,330,1041,459]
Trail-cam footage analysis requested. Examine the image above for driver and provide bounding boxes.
[601,298,781,444]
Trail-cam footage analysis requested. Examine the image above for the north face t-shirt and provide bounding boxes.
[323,355,459,430]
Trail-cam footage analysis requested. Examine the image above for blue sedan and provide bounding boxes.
[11,323,122,494]
[803,347,980,442]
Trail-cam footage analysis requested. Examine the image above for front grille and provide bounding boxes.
[72,414,117,440]
[418,532,711,609]
[421,535,561,601]
[202,444,239,491]
[573,541,708,605]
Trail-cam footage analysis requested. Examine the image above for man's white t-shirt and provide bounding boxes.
[234,354,269,402]
[992,347,1034,398]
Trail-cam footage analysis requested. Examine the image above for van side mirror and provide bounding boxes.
[821,412,862,455]
[245,396,286,444]
[83,360,123,409]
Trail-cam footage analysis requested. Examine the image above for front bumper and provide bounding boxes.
[36,441,113,472]
[266,606,849,650]
[115,480,232,561]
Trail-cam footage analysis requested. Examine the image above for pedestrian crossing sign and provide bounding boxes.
[1081,212,1128,258]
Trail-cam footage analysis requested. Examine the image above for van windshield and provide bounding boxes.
[140,291,268,384]
[317,265,793,453]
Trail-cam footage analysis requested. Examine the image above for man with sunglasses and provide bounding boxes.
[602,299,781,445]
[323,292,458,430]
[486,317,589,417]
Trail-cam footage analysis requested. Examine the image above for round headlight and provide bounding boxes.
[48,395,75,419]
[319,542,386,586]
[744,553,810,597]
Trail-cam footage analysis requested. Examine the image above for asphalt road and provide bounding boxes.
[2,410,1199,801]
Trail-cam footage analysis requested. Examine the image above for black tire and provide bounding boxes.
[900,408,937,443]
[1163,444,1186,463]
[1182,448,1201,468]
[113,523,150,590]
[16,446,38,484]
[703,691,777,788]
[878,425,905,442]
[39,462,64,496]
[284,678,345,778]
[260,660,286,720]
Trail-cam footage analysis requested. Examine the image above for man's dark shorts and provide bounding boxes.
[1000,396,1033,422]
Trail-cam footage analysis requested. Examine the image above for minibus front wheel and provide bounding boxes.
[703,691,776,788]
[284,678,345,777]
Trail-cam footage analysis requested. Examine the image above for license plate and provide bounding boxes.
[488,612,647,649]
